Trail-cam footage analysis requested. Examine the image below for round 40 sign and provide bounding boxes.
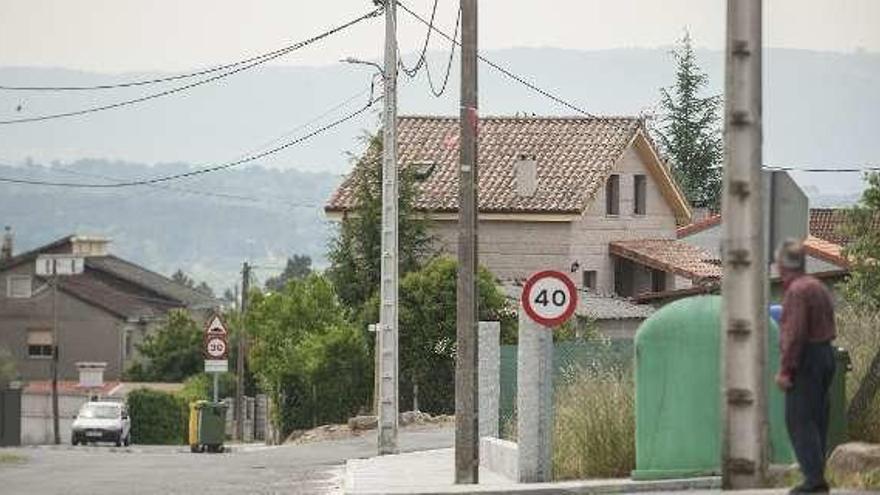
[521,270,578,327]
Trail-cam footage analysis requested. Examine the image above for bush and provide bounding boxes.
[178,373,236,405]
[837,306,880,442]
[128,388,188,445]
[552,369,635,480]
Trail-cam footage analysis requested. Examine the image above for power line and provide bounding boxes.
[0,95,381,188]
[423,6,461,97]
[764,165,880,173]
[0,27,371,92]
[397,1,595,117]
[397,0,439,78]
[0,8,382,125]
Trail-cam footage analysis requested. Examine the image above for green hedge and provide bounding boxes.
[128,388,188,444]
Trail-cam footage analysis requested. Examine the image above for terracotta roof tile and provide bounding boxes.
[676,214,721,238]
[326,115,642,214]
[610,239,722,282]
[803,235,849,268]
[808,208,880,246]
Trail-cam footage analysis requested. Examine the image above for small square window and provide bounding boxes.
[582,270,597,290]
[634,175,647,215]
[27,329,53,359]
[7,275,32,298]
[605,175,620,216]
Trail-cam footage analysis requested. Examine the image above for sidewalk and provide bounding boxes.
[344,448,722,495]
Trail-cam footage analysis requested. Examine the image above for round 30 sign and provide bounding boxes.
[205,336,228,359]
[521,270,578,327]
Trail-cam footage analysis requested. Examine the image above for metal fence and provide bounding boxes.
[498,338,633,440]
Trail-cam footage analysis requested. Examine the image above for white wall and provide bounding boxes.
[21,393,90,445]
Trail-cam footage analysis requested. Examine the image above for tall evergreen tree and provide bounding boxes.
[656,32,723,210]
[326,133,432,312]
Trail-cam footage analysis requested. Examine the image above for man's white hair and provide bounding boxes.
[776,238,806,271]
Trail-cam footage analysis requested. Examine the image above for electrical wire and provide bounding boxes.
[0,95,382,187]
[397,1,596,117]
[0,25,371,93]
[398,0,439,78]
[424,6,461,97]
[764,166,880,173]
[0,8,382,125]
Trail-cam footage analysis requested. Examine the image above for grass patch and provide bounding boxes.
[836,306,880,442]
[829,468,880,490]
[0,452,27,465]
[552,369,635,480]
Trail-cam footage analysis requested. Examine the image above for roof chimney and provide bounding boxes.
[514,154,537,197]
[76,362,107,389]
[1,226,12,261]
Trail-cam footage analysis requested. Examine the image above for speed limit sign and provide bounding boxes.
[205,337,227,359]
[521,270,578,327]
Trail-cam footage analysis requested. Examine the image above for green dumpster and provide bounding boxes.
[827,347,851,454]
[633,296,793,480]
[189,401,227,453]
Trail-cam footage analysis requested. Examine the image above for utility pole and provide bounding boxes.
[377,0,399,456]
[721,0,767,489]
[51,273,60,445]
[236,262,250,441]
[455,0,479,484]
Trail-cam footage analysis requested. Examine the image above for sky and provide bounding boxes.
[0,0,877,72]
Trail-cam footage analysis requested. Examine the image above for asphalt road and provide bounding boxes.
[0,426,454,495]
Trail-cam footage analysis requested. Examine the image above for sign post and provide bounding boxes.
[204,314,229,403]
[517,270,577,482]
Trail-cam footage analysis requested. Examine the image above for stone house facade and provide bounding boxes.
[326,116,715,336]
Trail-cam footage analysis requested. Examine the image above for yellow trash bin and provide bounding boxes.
[188,401,202,453]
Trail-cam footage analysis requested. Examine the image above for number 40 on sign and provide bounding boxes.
[521,270,578,327]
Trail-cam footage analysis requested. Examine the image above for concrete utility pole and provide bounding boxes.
[721,0,767,488]
[455,0,479,484]
[51,273,60,445]
[235,261,250,441]
[377,0,400,456]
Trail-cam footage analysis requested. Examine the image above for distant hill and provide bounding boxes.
[0,47,876,285]
[0,160,340,291]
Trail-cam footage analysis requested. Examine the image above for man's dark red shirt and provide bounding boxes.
[779,273,836,379]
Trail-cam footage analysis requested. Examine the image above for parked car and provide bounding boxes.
[71,401,131,447]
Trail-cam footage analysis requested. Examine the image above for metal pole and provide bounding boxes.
[721,0,767,488]
[236,262,250,440]
[455,0,479,484]
[377,0,399,456]
[51,271,60,445]
[213,373,219,403]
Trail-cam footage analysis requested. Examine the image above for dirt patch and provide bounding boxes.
[285,412,454,445]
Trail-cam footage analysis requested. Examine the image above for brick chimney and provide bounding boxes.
[1,226,12,261]
[514,154,537,197]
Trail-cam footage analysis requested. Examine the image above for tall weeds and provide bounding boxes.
[836,306,880,442]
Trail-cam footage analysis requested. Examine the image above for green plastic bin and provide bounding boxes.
[633,296,793,480]
[189,401,227,453]
[827,348,851,454]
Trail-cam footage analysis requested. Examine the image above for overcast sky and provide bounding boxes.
[1,0,877,72]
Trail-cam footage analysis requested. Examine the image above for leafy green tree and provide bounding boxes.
[326,133,432,312]
[0,346,17,387]
[171,269,214,297]
[364,257,513,413]
[842,172,880,428]
[247,275,369,432]
[655,32,723,210]
[264,255,312,292]
[124,310,203,382]
[842,172,880,312]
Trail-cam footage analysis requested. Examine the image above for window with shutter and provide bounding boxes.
[27,329,53,358]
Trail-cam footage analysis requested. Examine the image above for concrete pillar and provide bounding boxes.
[478,321,500,439]
[516,305,554,482]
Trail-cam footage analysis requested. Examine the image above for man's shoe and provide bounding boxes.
[789,481,830,494]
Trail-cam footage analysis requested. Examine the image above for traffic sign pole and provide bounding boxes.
[517,271,577,483]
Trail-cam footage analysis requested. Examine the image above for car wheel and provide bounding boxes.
[123,434,131,447]
[115,435,122,447]
[71,437,78,446]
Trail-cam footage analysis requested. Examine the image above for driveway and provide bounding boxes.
[0,425,454,495]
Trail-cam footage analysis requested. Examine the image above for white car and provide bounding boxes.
[71,401,131,447]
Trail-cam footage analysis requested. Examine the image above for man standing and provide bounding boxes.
[775,239,837,494]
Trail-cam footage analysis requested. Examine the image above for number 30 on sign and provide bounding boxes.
[521,270,578,327]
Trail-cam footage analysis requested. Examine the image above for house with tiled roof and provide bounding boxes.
[326,115,711,337]
[0,231,218,382]
[670,209,853,303]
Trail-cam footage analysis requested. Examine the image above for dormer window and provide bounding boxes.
[605,174,620,216]
[411,161,436,181]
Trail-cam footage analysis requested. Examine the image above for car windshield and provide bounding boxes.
[78,404,120,419]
